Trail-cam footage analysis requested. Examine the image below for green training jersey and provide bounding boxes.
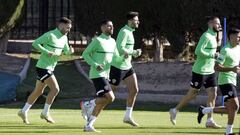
[217,43,240,85]
[192,28,218,75]
[82,34,122,79]
[33,28,71,71]
[111,25,138,70]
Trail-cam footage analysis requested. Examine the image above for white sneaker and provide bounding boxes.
[169,108,177,125]
[18,110,30,124]
[123,117,139,127]
[205,121,222,129]
[40,113,55,123]
[83,125,101,132]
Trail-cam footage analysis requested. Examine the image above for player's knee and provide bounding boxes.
[233,103,239,111]
[107,95,115,103]
[52,87,60,95]
[34,90,44,96]
[190,91,198,98]
[131,86,139,95]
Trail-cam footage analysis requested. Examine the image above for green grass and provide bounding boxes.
[13,52,240,134]
[0,100,239,135]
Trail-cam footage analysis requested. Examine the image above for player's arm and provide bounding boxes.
[112,44,124,63]
[214,48,239,72]
[32,33,52,55]
[117,31,133,55]
[215,63,240,73]
[63,40,74,55]
[82,38,100,68]
[132,49,142,58]
[195,35,216,58]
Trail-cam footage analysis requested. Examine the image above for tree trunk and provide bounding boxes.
[154,37,164,62]
[0,33,9,54]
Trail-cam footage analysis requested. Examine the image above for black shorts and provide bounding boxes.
[219,84,238,102]
[36,67,53,83]
[92,77,112,97]
[190,72,217,89]
[109,66,135,86]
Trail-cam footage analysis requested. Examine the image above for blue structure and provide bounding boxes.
[0,71,20,103]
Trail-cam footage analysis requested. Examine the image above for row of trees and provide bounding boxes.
[1,0,240,59]
[73,0,240,59]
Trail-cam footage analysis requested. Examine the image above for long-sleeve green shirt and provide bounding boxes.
[192,28,217,75]
[111,25,138,70]
[32,28,71,71]
[217,43,240,85]
[82,34,122,79]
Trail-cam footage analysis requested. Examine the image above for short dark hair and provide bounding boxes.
[100,19,112,27]
[227,27,240,39]
[206,16,219,23]
[58,17,72,24]
[126,11,139,20]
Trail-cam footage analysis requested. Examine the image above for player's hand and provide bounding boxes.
[232,66,240,73]
[124,52,129,58]
[48,52,55,57]
[96,64,104,71]
[136,49,142,57]
[70,46,74,54]
[214,52,220,59]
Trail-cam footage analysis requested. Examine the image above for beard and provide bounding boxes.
[212,27,219,32]
[105,31,113,36]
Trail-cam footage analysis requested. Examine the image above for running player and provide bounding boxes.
[169,16,221,128]
[109,11,142,126]
[198,27,240,135]
[18,17,74,124]
[81,20,123,132]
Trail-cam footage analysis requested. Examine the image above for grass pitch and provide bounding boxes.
[0,100,239,135]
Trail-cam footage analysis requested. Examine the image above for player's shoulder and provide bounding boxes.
[202,31,212,39]
[110,37,116,42]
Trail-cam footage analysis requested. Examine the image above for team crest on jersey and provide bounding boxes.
[104,85,109,90]
[228,91,233,96]
[194,82,199,87]
[111,79,116,83]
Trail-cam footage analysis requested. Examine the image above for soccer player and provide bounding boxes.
[109,11,142,126]
[81,20,123,132]
[18,17,74,124]
[169,16,221,128]
[198,27,240,135]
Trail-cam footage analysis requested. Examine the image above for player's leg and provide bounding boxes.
[123,70,139,126]
[204,73,221,128]
[40,74,60,123]
[225,97,239,135]
[109,66,122,91]
[84,78,114,132]
[169,72,202,125]
[198,97,239,134]
[18,80,46,124]
[18,67,48,124]
[222,84,239,134]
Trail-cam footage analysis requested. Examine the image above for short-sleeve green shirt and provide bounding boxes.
[217,43,240,85]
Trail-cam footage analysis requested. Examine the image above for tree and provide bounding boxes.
[0,0,25,53]
[73,0,240,60]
